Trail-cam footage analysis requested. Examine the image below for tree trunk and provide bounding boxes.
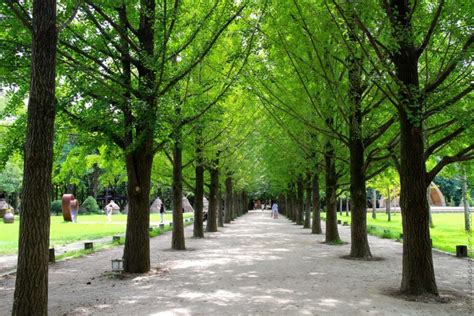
[287,184,294,221]
[349,135,371,258]
[462,172,471,231]
[345,19,371,256]
[387,187,391,222]
[292,187,298,222]
[304,177,311,229]
[13,1,57,314]
[232,191,239,219]
[324,140,340,243]
[206,161,219,232]
[345,197,349,217]
[384,0,437,295]
[123,144,153,271]
[296,176,304,225]
[279,193,286,216]
[122,0,156,272]
[311,172,322,234]
[218,186,224,227]
[193,131,204,238]
[224,176,233,223]
[372,189,377,219]
[399,110,437,295]
[242,191,248,215]
[171,125,185,250]
[287,192,292,221]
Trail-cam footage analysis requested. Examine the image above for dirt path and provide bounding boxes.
[0,211,472,315]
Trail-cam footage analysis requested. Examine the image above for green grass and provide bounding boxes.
[0,213,193,255]
[55,221,193,261]
[324,212,473,258]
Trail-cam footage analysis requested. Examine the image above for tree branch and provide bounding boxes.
[5,0,32,31]
[58,0,81,32]
[424,33,474,94]
[424,126,466,160]
[416,0,444,56]
[157,4,246,96]
[426,144,474,184]
[424,84,473,118]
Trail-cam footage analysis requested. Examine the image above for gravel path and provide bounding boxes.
[0,211,472,315]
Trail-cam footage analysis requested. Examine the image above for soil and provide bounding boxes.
[0,211,472,315]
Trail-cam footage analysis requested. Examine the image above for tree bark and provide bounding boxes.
[171,124,185,250]
[13,1,57,314]
[242,191,249,214]
[123,143,153,271]
[345,197,349,217]
[304,176,312,228]
[296,176,304,225]
[349,135,371,257]
[218,185,224,227]
[345,7,371,257]
[193,130,204,238]
[206,160,219,232]
[462,172,471,231]
[123,0,157,272]
[287,184,294,221]
[311,172,322,234]
[224,176,233,223]
[324,140,340,243]
[232,191,237,219]
[242,191,248,215]
[372,189,377,219]
[279,193,286,216]
[386,0,437,295]
[387,187,391,222]
[291,187,298,222]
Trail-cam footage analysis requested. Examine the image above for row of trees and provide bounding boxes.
[1,0,268,314]
[0,0,472,314]
[247,0,472,297]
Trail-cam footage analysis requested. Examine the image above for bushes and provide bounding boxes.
[81,196,99,214]
[50,200,62,215]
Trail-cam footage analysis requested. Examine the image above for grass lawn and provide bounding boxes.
[0,212,193,255]
[330,212,473,258]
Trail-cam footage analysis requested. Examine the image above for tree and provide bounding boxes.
[56,1,246,272]
[5,0,58,314]
[333,0,473,295]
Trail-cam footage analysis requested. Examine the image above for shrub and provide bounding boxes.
[382,229,392,239]
[81,196,99,214]
[50,200,62,215]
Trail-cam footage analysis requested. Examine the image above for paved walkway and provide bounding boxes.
[0,211,472,315]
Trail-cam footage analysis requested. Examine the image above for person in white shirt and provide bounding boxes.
[271,202,279,219]
[105,200,119,222]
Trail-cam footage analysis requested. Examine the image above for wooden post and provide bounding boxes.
[48,248,55,263]
[456,245,468,257]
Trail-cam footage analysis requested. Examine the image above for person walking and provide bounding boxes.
[271,201,279,219]
[70,199,78,223]
[160,203,165,223]
[105,200,119,223]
